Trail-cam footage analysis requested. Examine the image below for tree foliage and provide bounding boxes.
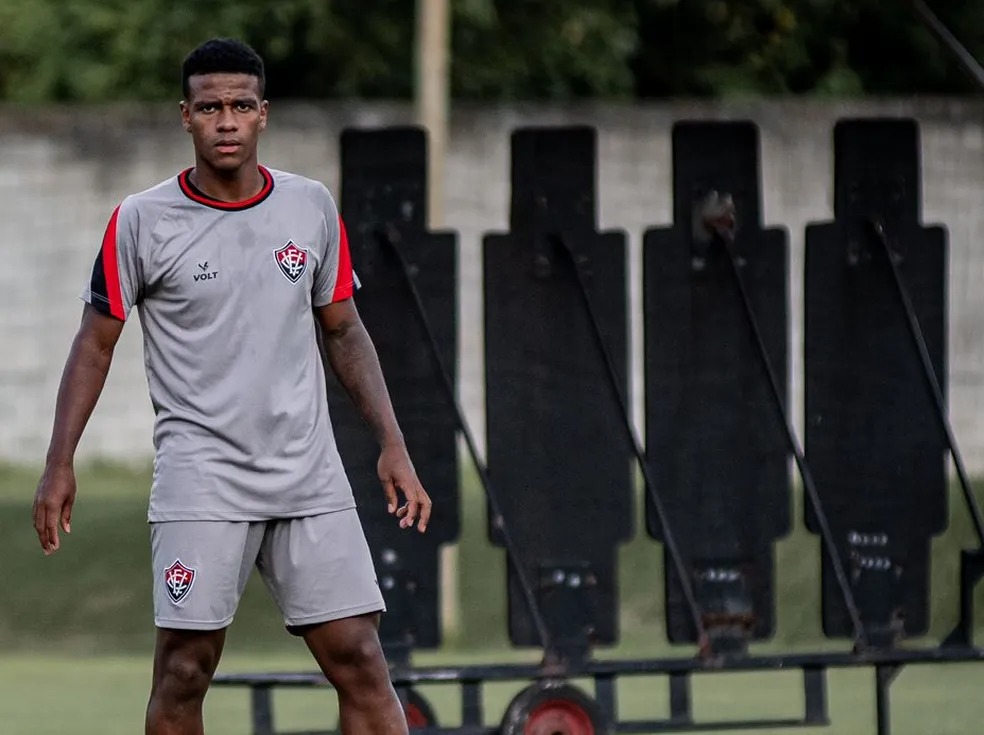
[452,0,637,99]
[631,0,984,97]
[0,0,981,103]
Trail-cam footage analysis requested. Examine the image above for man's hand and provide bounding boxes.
[378,443,432,533]
[317,300,434,533]
[31,304,122,556]
[32,463,76,555]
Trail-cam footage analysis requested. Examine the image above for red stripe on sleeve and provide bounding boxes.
[101,206,126,320]
[331,214,354,302]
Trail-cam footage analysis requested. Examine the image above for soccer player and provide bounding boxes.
[31,38,429,735]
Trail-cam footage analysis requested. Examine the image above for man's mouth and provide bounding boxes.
[215,141,241,153]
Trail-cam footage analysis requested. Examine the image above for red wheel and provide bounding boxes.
[403,688,438,729]
[525,698,596,735]
[501,682,611,735]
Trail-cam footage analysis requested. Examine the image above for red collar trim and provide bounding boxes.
[178,166,274,211]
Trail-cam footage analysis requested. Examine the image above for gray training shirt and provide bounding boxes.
[83,166,358,522]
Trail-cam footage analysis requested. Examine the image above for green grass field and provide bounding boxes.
[2,462,984,733]
[1,652,982,734]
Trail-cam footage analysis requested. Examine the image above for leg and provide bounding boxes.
[256,510,395,734]
[146,520,263,734]
[146,627,226,735]
[299,614,407,735]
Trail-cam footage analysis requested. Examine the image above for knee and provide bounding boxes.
[322,631,389,692]
[154,652,213,703]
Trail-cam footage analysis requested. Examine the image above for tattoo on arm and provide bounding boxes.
[322,312,404,448]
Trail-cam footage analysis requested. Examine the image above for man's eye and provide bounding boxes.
[237,103,251,111]
[201,105,217,113]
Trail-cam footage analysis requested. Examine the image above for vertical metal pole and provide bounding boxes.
[803,667,829,725]
[250,685,275,735]
[875,665,900,735]
[594,674,617,723]
[461,680,483,727]
[669,672,692,724]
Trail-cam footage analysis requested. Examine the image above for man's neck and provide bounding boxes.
[189,161,264,203]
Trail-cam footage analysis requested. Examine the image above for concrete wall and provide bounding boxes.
[2,98,983,471]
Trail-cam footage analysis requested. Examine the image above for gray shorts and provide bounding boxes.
[150,508,385,631]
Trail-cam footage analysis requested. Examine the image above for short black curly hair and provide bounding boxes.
[182,38,266,99]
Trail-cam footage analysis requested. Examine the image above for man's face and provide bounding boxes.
[180,73,268,173]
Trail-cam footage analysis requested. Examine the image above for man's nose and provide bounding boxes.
[216,107,238,131]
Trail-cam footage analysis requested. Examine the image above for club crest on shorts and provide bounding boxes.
[164,559,196,604]
[274,240,308,283]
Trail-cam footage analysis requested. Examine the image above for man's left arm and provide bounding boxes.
[316,298,431,532]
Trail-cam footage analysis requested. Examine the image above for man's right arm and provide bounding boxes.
[33,304,124,555]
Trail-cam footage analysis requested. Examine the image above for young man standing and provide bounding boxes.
[31,38,428,735]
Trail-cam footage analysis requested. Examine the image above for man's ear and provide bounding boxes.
[179,101,192,133]
[259,100,269,133]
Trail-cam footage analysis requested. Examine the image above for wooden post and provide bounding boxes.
[415,0,450,228]
[414,0,459,639]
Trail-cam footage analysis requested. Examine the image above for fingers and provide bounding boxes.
[32,498,49,553]
[45,510,61,555]
[379,447,433,533]
[32,467,75,556]
[397,482,432,533]
[61,494,73,535]
[35,498,60,555]
[382,478,398,515]
[32,494,65,555]
[416,488,432,533]
[399,495,419,530]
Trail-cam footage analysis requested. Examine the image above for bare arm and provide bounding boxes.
[316,299,431,532]
[318,299,403,448]
[33,304,124,554]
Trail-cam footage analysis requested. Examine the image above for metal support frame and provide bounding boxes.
[220,117,984,735]
[216,207,984,733]
[944,550,984,647]
[213,646,984,735]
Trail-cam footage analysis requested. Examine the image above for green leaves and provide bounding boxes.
[0,0,980,102]
[452,1,638,99]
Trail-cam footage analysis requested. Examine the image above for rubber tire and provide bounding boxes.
[500,682,612,735]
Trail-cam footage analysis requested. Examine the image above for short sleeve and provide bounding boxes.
[312,190,360,307]
[81,201,141,321]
